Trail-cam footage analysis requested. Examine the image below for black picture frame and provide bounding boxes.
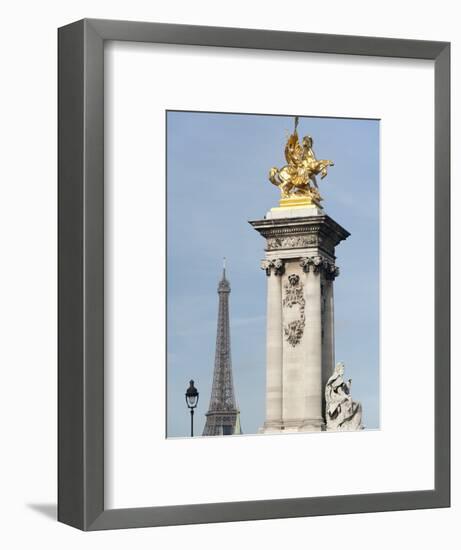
[58,18,450,531]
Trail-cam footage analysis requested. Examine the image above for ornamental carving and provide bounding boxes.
[261,258,285,276]
[282,274,306,347]
[267,234,317,250]
[300,256,340,280]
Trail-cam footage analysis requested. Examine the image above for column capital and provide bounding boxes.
[261,258,285,276]
[300,256,340,280]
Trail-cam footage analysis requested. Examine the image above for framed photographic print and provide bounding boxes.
[58,19,450,530]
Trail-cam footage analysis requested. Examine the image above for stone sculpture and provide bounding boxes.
[325,362,363,431]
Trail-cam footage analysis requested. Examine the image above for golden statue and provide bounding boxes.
[269,117,334,207]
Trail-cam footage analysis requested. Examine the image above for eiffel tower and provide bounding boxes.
[203,261,242,436]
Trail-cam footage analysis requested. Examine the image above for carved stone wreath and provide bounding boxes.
[282,274,306,347]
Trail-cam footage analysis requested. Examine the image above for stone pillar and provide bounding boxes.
[281,264,306,430]
[261,259,284,431]
[250,207,350,433]
[321,271,337,414]
[300,257,323,430]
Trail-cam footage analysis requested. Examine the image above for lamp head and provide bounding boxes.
[185,380,199,409]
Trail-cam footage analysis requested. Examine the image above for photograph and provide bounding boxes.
[0,2,452,542]
[166,111,380,438]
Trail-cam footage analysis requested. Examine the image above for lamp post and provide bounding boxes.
[185,380,199,437]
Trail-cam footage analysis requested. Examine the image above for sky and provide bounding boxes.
[166,111,380,437]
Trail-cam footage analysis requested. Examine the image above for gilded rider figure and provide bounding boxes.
[269,116,334,204]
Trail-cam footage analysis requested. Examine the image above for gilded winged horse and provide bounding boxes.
[269,117,334,200]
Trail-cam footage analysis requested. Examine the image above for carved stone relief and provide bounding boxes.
[282,274,306,347]
[266,234,317,250]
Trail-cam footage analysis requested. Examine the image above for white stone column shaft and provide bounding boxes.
[264,269,283,429]
[281,263,306,428]
[322,279,335,404]
[302,267,323,429]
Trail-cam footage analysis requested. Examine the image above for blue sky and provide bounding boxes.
[166,111,380,437]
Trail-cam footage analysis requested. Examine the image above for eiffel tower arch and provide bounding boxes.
[203,263,242,436]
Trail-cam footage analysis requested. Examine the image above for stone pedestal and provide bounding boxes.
[250,205,350,432]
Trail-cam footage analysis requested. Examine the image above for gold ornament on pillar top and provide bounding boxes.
[268,116,334,208]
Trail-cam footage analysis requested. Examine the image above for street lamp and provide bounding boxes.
[185,380,199,437]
